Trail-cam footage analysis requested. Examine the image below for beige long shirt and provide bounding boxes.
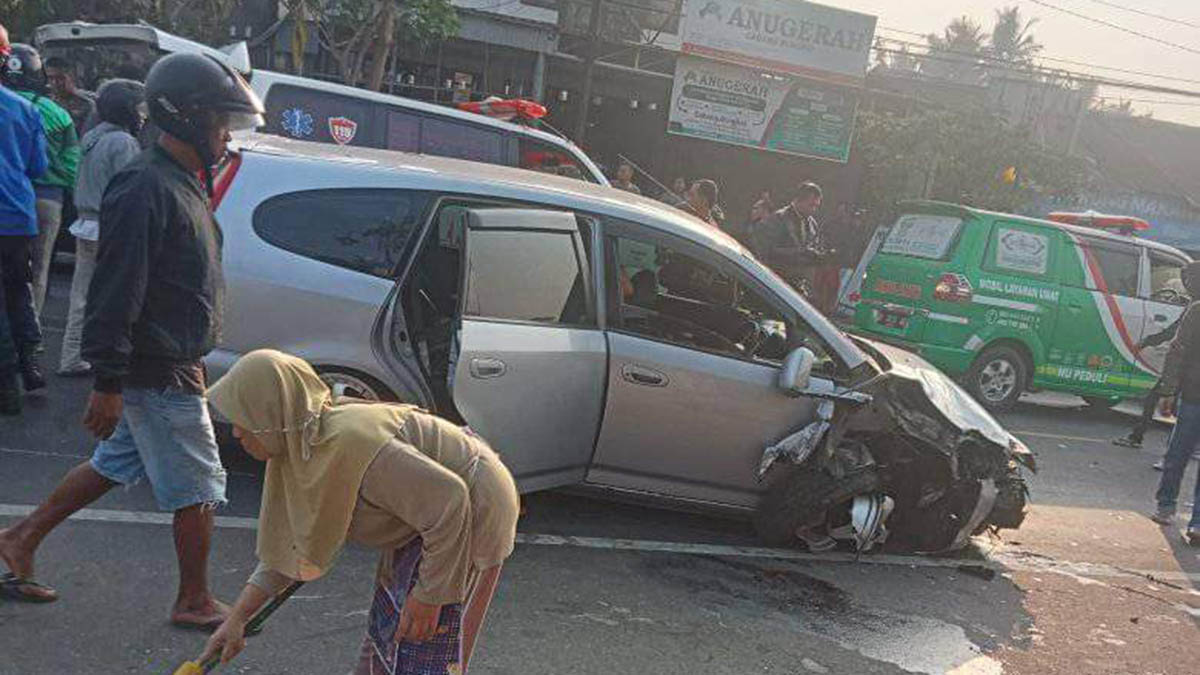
[249,410,520,605]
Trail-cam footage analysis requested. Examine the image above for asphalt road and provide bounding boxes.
[1,271,1198,674]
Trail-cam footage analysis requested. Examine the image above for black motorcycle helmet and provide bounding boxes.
[96,78,147,136]
[145,53,263,192]
[2,44,46,93]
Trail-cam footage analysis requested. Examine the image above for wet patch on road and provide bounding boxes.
[640,554,1016,674]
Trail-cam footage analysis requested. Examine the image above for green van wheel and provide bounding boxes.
[967,345,1027,412]
[1082,396,1121,410]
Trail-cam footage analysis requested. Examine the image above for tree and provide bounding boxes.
[989,6,1042,65]
[0,0,238,47]
[307,0,459,90]
[853,105,1092,222]
[923,16,987,84]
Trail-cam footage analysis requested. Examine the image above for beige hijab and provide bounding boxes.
[207,350,407,581]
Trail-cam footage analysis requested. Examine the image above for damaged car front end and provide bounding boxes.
[755,338,1035,555]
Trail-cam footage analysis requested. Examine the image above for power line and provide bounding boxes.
[871,43,1200,100]
[1080,0,1200,30]
[876,33,1200,86]
[878,26,1200,85]
[1098,97,1200,107]
[1020,0,1200,57]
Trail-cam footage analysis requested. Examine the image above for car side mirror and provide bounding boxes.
[779,347,816,396]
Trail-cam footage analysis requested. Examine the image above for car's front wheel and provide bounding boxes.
[966,345,1027,412]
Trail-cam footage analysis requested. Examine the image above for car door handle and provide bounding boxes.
[469,357,506,379]
[622,364,668,387]
[1154,314,1169,322]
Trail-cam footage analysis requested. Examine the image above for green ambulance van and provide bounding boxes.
[852,200,1193,411]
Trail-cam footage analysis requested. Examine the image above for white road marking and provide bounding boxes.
[0,446,259,477]
[1010,430,1110,444]
[2,502,1198,583]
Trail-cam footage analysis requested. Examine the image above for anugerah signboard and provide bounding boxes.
[667,56,859,162]
[681,0,876,85]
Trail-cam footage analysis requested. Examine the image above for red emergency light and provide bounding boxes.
[1047,210,1150,233]
[457,98,547,121]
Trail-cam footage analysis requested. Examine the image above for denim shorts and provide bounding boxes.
[90,387,227,511]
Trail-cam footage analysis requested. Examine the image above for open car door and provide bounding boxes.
[452,209,607,493]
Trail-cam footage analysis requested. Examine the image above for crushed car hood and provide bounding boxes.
[851,337,1036,473]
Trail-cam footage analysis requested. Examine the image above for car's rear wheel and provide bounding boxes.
[966,345,1027,412]
[317,367,396,402]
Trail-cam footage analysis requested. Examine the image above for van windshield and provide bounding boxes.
[880,214,963,260]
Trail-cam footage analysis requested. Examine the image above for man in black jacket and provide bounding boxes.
[1150,262,1200,546]
[0,54,263,620]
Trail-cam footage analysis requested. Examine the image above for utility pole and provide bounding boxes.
[573,0,604,144]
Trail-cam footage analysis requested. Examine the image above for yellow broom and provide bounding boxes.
[171,581,305,674]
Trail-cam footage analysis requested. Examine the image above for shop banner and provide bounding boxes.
[667,56,859,162]
[681,0,876,84]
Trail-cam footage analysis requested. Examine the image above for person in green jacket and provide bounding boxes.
[2,44,79,331]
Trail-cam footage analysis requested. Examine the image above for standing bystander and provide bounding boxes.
[678,179,720,227]
[57,79,145,377]
[613,161,642,195]
[45,56,95,134]
[1149,262,1200,546]
[2,44,80,317]
[0,54,265,622]
[0,25,49,415]
[753,181,827,298]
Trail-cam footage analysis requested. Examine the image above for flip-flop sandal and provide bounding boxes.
[170,617,226,633]
[0,572,58,603]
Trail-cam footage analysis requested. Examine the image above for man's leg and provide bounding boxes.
[124,387,229,625]
[0,238,21,414]
[0,463,115,599]
[30,196,63,315]
[171,503,227,624]
[1117,392,1159,447]
[1153,401,1200,523]
[57,238,95,374]
[1,236,45,391]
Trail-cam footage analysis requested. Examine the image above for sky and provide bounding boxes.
[835,0,1200,126]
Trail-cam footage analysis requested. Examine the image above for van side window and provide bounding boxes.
[420,117,505,164]
[984,223,1057,279]
[464,226,593,326]
[518,138,595,183]
[253,189,430,278]
[1148,252,1189,304]
[1077,238,1140,297]
[263,84,375,147]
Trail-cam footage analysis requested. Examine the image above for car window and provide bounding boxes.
[608,231,837,371]
[263,84,375,147]
[880,214,963,260]
[420,117,505,164]
[253,189,429,278]
[1148,251,1190,304]
[385,109,421,153]
[518,137,595,183]
[464,228,592,326]
[985,222,1057,279]
[1078,237,1140,297]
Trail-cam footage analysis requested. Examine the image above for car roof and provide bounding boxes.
[250,70,588,153]
[34,21,251,72]
[233,133,743,253]
[899,199,1193,261]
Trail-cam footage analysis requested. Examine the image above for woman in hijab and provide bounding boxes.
[199,350,520,674]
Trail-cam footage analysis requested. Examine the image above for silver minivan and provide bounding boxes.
[210,134,1033,552]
